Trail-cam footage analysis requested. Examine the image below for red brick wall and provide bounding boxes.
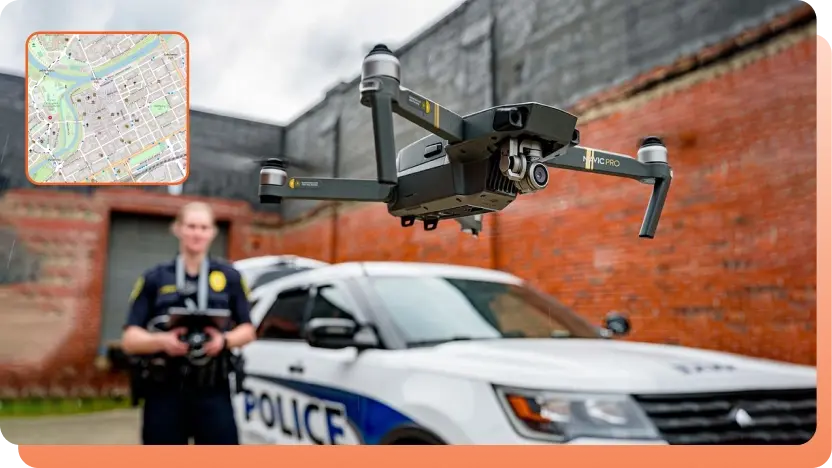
[0,190,266,396]
[0,21,817,395]
[265,29,819,366]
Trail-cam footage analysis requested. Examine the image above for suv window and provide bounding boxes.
[308,283,361,322]
[257,288,310,340]
[366,276,600,346]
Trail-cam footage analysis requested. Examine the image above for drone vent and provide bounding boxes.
[486,156,518,195]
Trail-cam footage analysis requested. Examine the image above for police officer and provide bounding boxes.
[120,202,256,445]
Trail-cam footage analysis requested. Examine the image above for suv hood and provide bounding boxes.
[397,338,816,394]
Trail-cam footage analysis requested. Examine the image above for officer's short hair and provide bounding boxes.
[172,201,216,230]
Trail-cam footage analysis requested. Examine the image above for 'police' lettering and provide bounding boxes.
[292,398,302,441]
[259,393,275,427]
[303,404,324,445]
[277,394,293,436]
[325,406,345,444]
[242,388,350,445]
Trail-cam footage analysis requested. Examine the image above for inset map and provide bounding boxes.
[26,32,189,185]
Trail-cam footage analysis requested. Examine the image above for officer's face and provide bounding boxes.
[176,209,216,255]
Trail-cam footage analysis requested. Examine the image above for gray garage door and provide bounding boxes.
[98,212,229,355]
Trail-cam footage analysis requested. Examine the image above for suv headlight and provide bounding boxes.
[494,385,661,443]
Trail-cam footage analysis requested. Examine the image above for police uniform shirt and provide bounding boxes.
[125,258,252,336]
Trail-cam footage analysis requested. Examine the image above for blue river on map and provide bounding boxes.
[28,37,163,177]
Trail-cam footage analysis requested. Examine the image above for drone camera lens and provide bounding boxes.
[533,164,548,185]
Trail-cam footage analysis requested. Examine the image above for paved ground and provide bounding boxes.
[0,409,141,445]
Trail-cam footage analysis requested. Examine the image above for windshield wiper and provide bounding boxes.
[407,336,493,348]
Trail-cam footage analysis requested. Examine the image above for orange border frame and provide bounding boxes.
[23,30,191,187]
[10,36,831,468]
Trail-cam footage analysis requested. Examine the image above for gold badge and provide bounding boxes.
[289,178,297,189]
[209,270,227,292]
[129,276,144,303]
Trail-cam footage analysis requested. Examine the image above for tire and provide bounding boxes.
[380,425,447,445]
[390,438,440,445]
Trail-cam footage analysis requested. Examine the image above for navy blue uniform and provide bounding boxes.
[125,257,252,445]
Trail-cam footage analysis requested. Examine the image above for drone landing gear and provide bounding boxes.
[400,215,439,231]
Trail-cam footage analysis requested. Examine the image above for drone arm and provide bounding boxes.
[368,92,399,185]
[359,43,465,156]
[259,177,395,203]
[640,175,671,239]
[543,145,673,239]
[390,87,465,144]
[544,146,659,180]
[361,77,465,144]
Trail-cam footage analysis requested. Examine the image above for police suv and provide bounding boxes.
[231,256,817,445]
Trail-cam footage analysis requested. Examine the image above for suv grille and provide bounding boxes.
[632,388,816,445]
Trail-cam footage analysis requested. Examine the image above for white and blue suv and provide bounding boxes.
[231,257,817,445]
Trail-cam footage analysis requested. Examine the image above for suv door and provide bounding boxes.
[283,280,382,445]
[234,286,313,445]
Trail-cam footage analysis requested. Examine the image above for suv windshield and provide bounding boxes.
[366,276,601,346]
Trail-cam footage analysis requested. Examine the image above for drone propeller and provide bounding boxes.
[188,147,322,173]
[241,156,320,172]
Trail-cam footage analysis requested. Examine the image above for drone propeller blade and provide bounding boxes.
[248,156,319,172]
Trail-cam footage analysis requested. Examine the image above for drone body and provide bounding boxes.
[388,103,576,230]
[259,44,673,238]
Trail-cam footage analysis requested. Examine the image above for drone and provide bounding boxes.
[259,44,673,238]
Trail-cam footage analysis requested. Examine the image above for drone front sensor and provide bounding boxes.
[259,44,673,239]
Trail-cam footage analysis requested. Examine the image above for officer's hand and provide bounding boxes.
[158,327,189,356]
[204,327,226,357]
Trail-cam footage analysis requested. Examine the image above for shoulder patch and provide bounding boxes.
[209,270,227,292]
[240,275,251,299]
[129,275,145,303]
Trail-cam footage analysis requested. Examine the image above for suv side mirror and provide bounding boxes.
[304,317,379,350]
[603,311,631,337]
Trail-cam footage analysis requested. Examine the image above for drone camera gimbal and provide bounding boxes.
[259,44,673,238]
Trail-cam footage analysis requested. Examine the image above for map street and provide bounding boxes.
[27,33,189,184]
